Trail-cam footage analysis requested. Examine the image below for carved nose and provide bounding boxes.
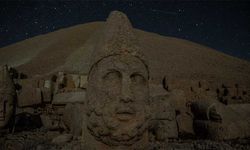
[120,83,133,103]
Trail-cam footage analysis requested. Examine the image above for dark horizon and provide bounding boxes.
[1,1,250,61]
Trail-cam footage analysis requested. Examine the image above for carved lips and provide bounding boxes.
[115,106,136,121]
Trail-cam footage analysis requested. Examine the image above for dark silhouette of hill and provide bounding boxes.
[0,21,249,86]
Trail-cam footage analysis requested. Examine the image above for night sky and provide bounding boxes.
[1,1,250,61]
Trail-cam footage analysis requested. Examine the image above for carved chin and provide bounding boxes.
[87,110,148,146]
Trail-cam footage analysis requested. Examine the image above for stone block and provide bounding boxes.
[52,91,86,105]
[63,103,84,136]
[176,113,195,137]
[71,74,80,88]
[18,79,42,107]
[80,75,87,89]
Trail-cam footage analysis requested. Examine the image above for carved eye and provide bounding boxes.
[130,73,145,84]
[103,70,121,81]
[103,71,122,92]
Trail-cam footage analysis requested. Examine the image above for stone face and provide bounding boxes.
[86,55,150,147]
[0,65,15,129]
[191,100,250,140]
[84,11,150,149]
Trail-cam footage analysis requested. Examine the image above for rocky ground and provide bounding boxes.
[1,129,250,150]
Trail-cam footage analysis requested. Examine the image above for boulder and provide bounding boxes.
[52,91,86,105]
[80,75,88,89]
[17,79,42,107]
[52,134,73,144]
[176,113,195,137]
[192,100,250,140]
[150,95,178,140]
[63,103,85,136]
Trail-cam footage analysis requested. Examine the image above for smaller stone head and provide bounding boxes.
[0,65,15,128]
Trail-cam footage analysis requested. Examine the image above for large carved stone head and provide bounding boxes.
[86,11,150,146]
[0,65,15,129]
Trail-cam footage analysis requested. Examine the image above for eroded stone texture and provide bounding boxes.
[0,65,15,129]
[191,100,250,140]
[87,55,150,147]
[84,11,150,149]
[63,103,84,136]
[149,95,178,142]
[17,79,42,107]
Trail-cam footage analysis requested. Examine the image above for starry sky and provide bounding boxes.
[1,1,250,61]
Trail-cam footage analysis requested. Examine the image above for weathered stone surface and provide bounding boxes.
[44,80,52,89]
[79,75,87,89]
[71,74,80,88]
[54,71,66,94]
[40,114,65,130]
[215,83,250,104]
[176,113,195,137]
[18,80,42,107]
[63,103,84,136]
[52,91,86,104]
[0,65,15,129]
[150,95,178,140]
[52,134,73,144]
[168,89,195,136]
[41,87,52,103]
[192,100,250,140]
[84,11,150,149]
